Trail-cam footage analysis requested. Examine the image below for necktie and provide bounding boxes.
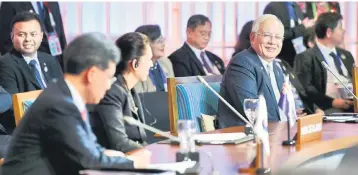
[286,2,298,21]
[200,52,213,74]
[329,52,345,77]
[29,60,45,89]
[266,64,281,102]
[36,2,44,21]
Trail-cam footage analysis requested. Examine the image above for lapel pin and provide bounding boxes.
[291,73,295,79]
[29,10,34,13]
[43,63,48,72]
[340,53,346,60]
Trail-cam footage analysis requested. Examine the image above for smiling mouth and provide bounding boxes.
[265,47,276,52]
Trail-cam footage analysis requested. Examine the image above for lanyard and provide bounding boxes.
[42,2,57,32]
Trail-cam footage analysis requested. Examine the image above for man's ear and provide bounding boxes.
[326,28,333,38]
[10,32,14,41]
[249,32,256,44]
[85,66,97,84]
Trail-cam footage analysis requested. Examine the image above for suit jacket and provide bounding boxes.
[1,79,134,175]
[134,57,174,93]
[0,2,67,69]
[264,2,306,67]
[0,86,11,114]
[293,45,354,109]
[217,47,284,128]
[0,49,63,133]
[276,59,315,113]
[90,74,147,153]
[168,42,225,77]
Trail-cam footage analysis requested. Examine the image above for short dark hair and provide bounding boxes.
[315,12,343,39]
[303,27,316,48]
[10,11,42,31]
[63,32,120,74]
[115,32,149,75]
[135,25,162,42]
[187,14,211,30]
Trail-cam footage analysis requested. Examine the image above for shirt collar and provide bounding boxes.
[64,79,86,113]
[22,52,39,65]
[186,41,206,56]
[316,41,337,55]
[257,54,274,69]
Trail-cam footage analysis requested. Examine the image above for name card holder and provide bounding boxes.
[296,113,323,145]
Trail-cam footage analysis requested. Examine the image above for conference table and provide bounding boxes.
[137,121,358,174]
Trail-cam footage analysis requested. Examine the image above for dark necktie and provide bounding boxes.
[29,60,45,89]
[286,2,298,21]
[36,2,44,21]
[329,52,345,77]
[200,52,213,74]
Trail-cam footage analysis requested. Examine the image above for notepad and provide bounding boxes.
[193,132,253,144]
[148,161,197,174]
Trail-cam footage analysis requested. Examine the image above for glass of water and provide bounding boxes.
[177,120,197,153]
[243,98,259,125]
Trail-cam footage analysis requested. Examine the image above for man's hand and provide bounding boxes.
[127,149,152,168]
[332,98,353,109]
[104,149,125,157]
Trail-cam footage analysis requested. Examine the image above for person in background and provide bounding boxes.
[1,32,151,175]
[134,25,174,92]
[264,2,315,67]
[0,2,67,69]
[91,32,153,153]
[0,86,11,158]
[232,20,254,57]
[299,2,341,20]
[294,12,354,114]
[169,14,225,77]
[303,27,316,49]
[0,12,63,134]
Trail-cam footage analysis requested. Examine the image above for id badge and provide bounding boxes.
[47,32,62,56]
[291,36,306,54]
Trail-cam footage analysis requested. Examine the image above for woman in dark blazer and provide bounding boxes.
[90,32,153,153]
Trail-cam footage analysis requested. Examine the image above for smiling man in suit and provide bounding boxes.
[217,14,285,128]
[294,12,354,113]
[0,2,67,69]
[168,14,225,77]
[0,12,63,134]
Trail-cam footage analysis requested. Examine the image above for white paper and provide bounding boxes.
[192,132,247,142]
[147,161,196,174]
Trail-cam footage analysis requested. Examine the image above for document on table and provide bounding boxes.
[147,161,197,174]
[193,132,253,144]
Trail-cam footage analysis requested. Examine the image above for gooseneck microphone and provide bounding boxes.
[321,61,358,100]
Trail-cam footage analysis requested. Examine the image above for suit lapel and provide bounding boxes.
[183,43,206,75]
[337,50,353,77]
[11,50,42,89]
[313,45,328,83]
[206,52,223,73]
[37,53,50,84]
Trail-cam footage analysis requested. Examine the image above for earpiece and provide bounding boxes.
[134,59,139,68]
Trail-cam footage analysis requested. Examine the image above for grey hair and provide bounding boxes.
[63,32,121,74]
[251,14,284,34]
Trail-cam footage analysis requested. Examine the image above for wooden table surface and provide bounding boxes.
[137,122,358,174]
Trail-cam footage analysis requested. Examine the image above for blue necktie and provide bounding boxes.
[29,60,45,89]
[36,2,44,21]
[200,52,213,74]
[286,2,297,21]
[329,52,345,77]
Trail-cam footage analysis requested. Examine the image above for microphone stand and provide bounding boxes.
[197,76,271,174]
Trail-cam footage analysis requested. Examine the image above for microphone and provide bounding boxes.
[196,76,256,135]
[321,61,358,100]
[123,117,180,142]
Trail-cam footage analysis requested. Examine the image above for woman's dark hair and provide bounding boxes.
[115,32,149,75]
[233,20,254,57]
[303,27,316,49]
[135,25,161,42]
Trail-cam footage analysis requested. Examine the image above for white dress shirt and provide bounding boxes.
[316,41,351,98]
[186,42,221,75]
[65,80,86,114]
[258,56,281,103]
[22,52,47,88]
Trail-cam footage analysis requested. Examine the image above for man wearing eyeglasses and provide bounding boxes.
[217,14,286,128]
[169,14,225,77]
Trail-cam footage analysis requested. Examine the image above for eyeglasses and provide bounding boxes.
[256,32,284,41]
[199,31,211,38]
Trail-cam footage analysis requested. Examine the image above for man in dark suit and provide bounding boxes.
[168,14,225,77]
[264,2,315,67]
[217,14,285,128]
[0,86,12,157]
[0,2,67,69]
[294,12,354,113]
[0,12,63,134]
[1,33,151,175]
